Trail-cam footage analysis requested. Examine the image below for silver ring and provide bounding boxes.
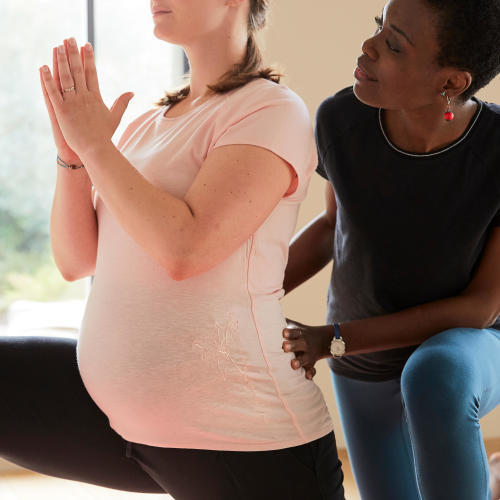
[63,86,75,93]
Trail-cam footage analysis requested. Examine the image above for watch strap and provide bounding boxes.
[333,323,341,340]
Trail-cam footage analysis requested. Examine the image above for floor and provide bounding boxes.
[1,440,499,500]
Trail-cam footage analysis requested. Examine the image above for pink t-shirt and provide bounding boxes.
[77,79,333,451]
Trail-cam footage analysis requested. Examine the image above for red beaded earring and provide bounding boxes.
[441,90,455,121]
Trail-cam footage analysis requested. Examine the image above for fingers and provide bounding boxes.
[291,353,308,370]
[40,69,56,118]
[282,337,307,353]
[40,66,63,108]
[110,92,134,119]
[53,47,62,92]
[290,353,317,377]
[83,43,100,92]
[65,38,86,91]
[56,44,76,97]
[283,327,302,340]
[305,367,317,380]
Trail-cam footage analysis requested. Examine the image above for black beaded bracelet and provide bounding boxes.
[57,155,85,170]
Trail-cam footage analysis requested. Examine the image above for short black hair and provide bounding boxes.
[424,0,500,101]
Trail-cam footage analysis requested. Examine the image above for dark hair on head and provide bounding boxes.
[158,0,281,106]
[424,0,500,101]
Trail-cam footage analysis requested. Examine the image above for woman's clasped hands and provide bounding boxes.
[39,38,134,161]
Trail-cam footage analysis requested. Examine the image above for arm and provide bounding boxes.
[50,167,98,281]
[40,38,298,281]
[79,142,294,280]
[284,227,500,376]
[283,181,336,294]
[43,42,133,281]
[42,44,98,281]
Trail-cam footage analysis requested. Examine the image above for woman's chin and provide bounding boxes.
[352,82,381,109]
[152,26,181,45]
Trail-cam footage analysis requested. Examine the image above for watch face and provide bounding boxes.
[330,339,345,357]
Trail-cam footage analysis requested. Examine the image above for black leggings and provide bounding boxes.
[0,336,345,500]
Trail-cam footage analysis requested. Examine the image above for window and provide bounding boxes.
[0,1,184,336]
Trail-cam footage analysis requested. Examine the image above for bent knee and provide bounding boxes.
[401,329,477,406]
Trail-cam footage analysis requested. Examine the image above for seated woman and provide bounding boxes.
[282,0,500,499]
[0,1,345,499]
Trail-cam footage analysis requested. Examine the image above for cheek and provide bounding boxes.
[354,61,408,109]
[365,60,435,110]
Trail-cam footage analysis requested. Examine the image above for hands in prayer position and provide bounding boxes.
[39,38,133,164]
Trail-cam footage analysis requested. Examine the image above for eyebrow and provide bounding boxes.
[389,23,414,46]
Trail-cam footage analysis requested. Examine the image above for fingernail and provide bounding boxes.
[283,330,289,338]
[41,66,49,72]
[85,43,93,52]
[69,38,77,46]
[58,45,65,54]
[283,343,290,352]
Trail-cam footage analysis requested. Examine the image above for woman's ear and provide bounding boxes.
[444,70,473,100]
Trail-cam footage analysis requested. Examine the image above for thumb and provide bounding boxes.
[110,92,134,125]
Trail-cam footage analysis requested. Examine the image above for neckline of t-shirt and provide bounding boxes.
[160,94,219,121]
[378,98,483,159]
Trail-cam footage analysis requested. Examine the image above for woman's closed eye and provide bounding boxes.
[374,15,401,53]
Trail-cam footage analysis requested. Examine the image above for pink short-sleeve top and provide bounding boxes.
[77,79,333,451]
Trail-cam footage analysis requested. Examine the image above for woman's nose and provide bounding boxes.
[361,36,378,61]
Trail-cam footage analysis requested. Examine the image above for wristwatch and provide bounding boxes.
[330,323,346,358]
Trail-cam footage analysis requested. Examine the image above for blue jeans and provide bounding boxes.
[332,327,500,500]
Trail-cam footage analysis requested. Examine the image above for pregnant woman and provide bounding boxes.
[282,0,500,499]
[0,1,344,499]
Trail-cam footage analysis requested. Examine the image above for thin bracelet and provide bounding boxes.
[57,155,85,170]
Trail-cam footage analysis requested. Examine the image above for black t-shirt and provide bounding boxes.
[316,87,500,382]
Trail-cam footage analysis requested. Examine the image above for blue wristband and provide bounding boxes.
[333,323,341,339]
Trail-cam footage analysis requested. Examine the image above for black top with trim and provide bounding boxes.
[316,86,500,382]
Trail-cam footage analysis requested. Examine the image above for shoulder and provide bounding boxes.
[221,79,311,121]
[316,86,373,133]
[468,99,500,160]
[480,100,500,127]
[475,100,500,188]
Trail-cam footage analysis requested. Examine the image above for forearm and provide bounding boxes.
[337,292,498,356]
[283,211,334,294]
[80,142,196,279]
[50,166,98,281]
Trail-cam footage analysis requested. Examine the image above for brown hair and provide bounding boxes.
[157,0,281,106]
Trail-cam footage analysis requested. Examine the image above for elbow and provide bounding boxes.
[164,248,216,281]
[464,294,500,329]
[163,253,198,282]
[477,307,500,329]
[161,233,209,281]
[168,265,192,282]
[59,269,91,282]
[61,271,79,282]
[56,259,95,282]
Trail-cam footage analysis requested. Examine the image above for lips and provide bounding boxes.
[354,60,377,82]
[151,5,172,15]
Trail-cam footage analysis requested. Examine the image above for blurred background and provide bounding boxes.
[0,0,183,336]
